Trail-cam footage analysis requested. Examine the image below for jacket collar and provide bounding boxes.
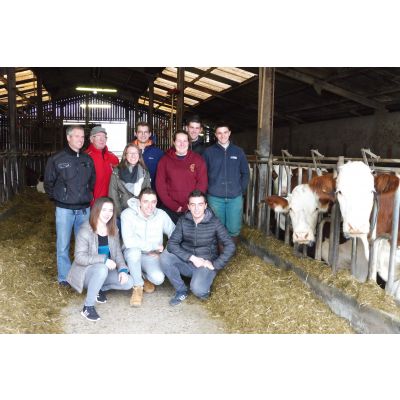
[87,143,109,155]
[65,145,80,156]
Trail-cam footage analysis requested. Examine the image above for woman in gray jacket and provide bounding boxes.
[108,143,151,218]
[67,197,134,321]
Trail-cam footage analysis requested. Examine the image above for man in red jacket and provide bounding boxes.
[85,126,119,203]
[156,131,208,223]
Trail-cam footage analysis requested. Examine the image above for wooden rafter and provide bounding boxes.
[0,75,31,104]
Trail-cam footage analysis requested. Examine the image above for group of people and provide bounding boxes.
[44,117,249,321]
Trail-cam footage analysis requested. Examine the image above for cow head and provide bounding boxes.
[336,161,375,239]
[267,184,330,246]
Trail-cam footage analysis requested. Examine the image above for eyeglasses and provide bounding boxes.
[93,135,107,140]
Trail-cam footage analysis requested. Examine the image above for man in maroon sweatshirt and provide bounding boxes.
[156,131,208,223]
[85,126,119,204]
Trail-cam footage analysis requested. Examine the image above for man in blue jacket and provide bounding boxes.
[132,121,164,191]
[203,122,250,241]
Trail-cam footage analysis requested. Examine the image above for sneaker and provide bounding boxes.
[59,281,70,287]
[130,286,143,307]
[81,305,100,321]
[169,290,188,306]
[96,290,107,304]
[143,280,155,293]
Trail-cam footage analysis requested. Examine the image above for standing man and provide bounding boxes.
[203,122,249,242]
[85,126,119,202]
[132,121,164,191]
[44,125,96,285]
[186,116,207,156]
[121,188,175,307]
[156,131,208,223]
[160,190,235,306]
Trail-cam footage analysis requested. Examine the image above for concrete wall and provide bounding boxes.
[272,111,400,158]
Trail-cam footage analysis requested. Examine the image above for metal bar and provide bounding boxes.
[275,164,283,238]
[368,195,379,280]
[386,186,400,294]
[284,163,292,244]
[351,238,358,276]
[265,156,273,235]
[315,217,329,261]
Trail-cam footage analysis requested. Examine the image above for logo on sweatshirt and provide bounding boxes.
[190,163,195,173]
[230,156,238,160]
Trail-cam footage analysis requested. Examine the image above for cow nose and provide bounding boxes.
[294,232,309,241]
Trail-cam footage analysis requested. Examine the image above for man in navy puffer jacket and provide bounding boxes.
[160,190,235,306]
[203,122,250,240]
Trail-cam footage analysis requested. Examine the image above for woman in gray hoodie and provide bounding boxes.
[67,197,134,321]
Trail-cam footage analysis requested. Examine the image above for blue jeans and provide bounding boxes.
[207,195,243,237]
[124,248,165,287]
[55,206,90,282]
[160,249,217,298]
[83,263,134,306]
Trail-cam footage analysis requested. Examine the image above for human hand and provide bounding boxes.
[177,206,183,212]
[105,258,116,270]
[203,260,214,270]
[119,272,128,285]
[189,255,206,268]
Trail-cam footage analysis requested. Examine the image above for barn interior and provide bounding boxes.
[2,66,400,337]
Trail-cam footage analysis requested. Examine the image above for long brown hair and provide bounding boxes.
[89,197,117,237]
[119,143,147,170]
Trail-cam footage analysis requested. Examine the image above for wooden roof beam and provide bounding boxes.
[276,68,386,111]
[0,75,31,103]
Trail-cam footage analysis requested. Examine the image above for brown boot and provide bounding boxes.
[130,286,143,307]
[143,279,155,293]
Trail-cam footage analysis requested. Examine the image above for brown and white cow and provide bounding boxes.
[312,161,400,289]
[267,183,331,245]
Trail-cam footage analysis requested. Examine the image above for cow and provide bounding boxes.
[312,161,400,293]
[266,183,331,245]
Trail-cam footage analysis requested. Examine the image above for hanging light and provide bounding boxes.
[76,87,117,93]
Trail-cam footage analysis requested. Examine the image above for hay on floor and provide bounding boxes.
[204,246,354,334]
[241,226,400,318]
[0,189,82,333]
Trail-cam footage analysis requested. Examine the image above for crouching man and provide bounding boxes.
[160,190,235,306]
[121,188,175,307]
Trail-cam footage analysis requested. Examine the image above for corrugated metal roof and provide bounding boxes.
[148,67,257,114]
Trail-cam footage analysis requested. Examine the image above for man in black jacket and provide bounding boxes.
[186,116,207,156]
[44,125,96,286]
[160,190,235,306]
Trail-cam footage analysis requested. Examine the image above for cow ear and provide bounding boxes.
[266,195,289,213]
[318,199,330,213]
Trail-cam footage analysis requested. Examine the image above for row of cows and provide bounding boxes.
[265,161,400,300]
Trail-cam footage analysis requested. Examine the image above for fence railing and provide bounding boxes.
[0,152,49,204]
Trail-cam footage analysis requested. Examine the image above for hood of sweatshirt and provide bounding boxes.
[165,147,197,162]
[126,196,160,220]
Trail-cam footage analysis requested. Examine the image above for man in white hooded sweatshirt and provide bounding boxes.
[121,187,175,307]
